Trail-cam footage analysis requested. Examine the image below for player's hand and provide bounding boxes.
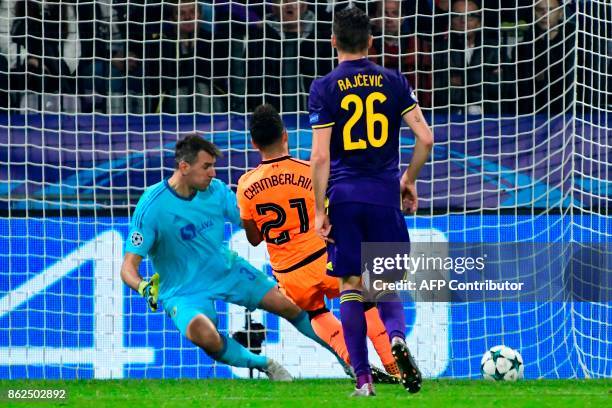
[315,212,334,243]
[401,180,418,214]
[138,273,159,312]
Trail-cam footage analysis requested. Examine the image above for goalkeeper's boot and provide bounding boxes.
[339,359,355,379]
[371,365,400,384]
[350,373,375,397]
[261,359,292,382]
[391,337,422,393]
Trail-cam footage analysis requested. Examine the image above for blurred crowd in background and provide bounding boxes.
[0,0,609,116]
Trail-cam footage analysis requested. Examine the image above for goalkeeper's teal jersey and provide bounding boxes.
[125,178,241,301]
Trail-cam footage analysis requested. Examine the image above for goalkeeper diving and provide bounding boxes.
[120,135,341,380]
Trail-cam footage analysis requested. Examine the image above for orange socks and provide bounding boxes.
[311,311,350,364]
[364,307,400,374]
[311,308,401,376]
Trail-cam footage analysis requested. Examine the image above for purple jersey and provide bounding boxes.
[308,58,418,208]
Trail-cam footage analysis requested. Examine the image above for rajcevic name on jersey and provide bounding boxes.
[308,58,418,209]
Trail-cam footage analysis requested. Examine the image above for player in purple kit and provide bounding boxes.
[309,7,433,397]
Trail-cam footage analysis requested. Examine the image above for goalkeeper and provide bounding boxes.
[120,135,334,380]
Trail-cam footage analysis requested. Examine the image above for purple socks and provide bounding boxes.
[356,373,374,388]
[339,289,371,378]
[376,293,406,341]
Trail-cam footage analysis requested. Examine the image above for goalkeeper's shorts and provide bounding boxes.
[163,257,276,336]
[274,252,339,312]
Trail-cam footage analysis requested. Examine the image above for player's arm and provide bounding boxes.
[123,203,159,310]
[242,218,263,246]
[121,252,159,311]
[401,105,433,213]
[120,252,145,292]
[310,126,333,241]
[236,177,263,246]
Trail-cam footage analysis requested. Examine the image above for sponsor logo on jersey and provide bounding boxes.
[180,219,214,240]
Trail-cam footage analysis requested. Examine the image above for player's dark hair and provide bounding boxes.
[174,134,222,168]
[333,7,371,53]
[249,104,284,149]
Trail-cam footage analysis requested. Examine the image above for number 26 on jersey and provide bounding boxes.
[341,91,389,150]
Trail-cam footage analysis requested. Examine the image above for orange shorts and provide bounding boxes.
[274,254,340,311]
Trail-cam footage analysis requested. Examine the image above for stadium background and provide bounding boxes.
[0,0,610,381]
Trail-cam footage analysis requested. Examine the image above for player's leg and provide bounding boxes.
[338,275,372,393]
[309,305,399,383]
[278,262,394,383]
[308,308,350,365]
[257,283,342,354]
[187,316,291,381]
[166,297,291,380]
[322,261,399,379]
[364,304,400,376]
[328,203,373,396]
[186,315,260,368]
[364,205,422,393]
[362,206,409,342]
[277,259,350,366]
[227,259,339,356]
[274,268,352,366]
[309,270,352,366]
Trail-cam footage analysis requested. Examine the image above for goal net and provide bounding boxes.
[0,0,609,379]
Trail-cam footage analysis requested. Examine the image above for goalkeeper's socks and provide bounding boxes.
[364,306,396,369]
[339,290,370,377]
[209,334,267,369]
[375,292,406,341]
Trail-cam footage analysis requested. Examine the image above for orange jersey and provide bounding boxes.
[237,155,326,272]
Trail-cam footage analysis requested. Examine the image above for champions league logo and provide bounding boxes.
[130,231,144,247]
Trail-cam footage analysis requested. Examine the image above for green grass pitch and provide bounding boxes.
[1,379,610,407]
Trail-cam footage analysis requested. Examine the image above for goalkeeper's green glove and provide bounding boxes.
[138,273,159,312]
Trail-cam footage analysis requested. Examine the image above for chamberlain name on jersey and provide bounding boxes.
[124,178,241,301]
[237,156,325,273]
[308,58,418,209]
[242,172,312,200]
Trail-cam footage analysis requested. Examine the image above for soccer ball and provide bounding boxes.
[481,345,524,381]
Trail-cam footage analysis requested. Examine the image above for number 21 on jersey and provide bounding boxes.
[255,198,309,245]
[341,91,389,150]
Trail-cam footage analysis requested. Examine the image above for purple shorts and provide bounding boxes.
[327,202,410,278]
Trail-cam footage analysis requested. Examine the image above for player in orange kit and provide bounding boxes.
[236,104,400,381]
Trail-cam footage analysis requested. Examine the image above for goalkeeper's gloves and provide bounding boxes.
[138,273,159,312]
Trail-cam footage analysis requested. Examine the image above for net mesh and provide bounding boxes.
[0,0,609,379]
